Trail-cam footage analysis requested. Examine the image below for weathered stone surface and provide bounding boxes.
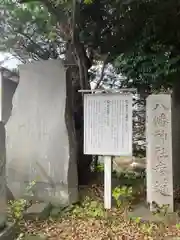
[24,202,52,220]
[50,206,63,218]
[6,60,78,205]
[0,223,16,240]
[0,122,6,228]
[165,238,180,240]
[146,94,174,211]
[2,77,17,125]
[128,203,163,222]
[128,203,179,224]
[24,234,48,240]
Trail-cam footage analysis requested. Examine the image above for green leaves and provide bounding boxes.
[0,0,60,61]
[112,186,133,208]
[114,39,180,91]
[8,199,27,221]
[84,0,93,4]
[1,0,180,94]
[71,196,105,218]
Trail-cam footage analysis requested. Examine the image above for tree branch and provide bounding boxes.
[95,54,109,89]
[19,0,61,18]
[17,32,51,59]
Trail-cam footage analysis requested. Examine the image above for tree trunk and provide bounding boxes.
[65,41,92,185]
[20,0,93,185]
[171,77,180,189]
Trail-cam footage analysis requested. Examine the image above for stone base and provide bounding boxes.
[24,203,52,220]
[24,234,48,240]
[128,203,180,224]
[128,203,164,222]
[165,238,180,240]
[0,223,16,240]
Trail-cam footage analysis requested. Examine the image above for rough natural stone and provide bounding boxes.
[165,237,180,240]
[50,206,63,218]
[1,75,17,125]
[128,203,163,223]
[6,60,78,205]
[0,223,16,240]
[0,122,7,229]
[24,234,48,240]
[24,202,52,220]
[6,187,14,202]
[128,203,180,224]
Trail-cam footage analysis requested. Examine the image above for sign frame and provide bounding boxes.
[83,92,133,156]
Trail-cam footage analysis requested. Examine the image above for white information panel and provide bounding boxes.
[84,93,133,156]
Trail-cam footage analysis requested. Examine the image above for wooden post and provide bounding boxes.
[104,156,112,209]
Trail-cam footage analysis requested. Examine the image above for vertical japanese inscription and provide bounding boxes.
[152,106,171,196]
[147,95,173,211]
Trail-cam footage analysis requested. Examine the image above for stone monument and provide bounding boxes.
[146,94,174,212]
[0,122,6,229]
[0,68,18,239]
[6,60,78,205]
[0,121,15,239]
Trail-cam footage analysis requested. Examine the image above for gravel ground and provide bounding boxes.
[18,184,180,240]
[20,214,180,240]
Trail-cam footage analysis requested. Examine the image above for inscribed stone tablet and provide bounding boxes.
[84,93,133,156]
[146,94,173,211]
[6,60,78,205]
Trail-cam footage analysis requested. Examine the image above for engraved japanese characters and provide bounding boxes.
[146,94,174,212]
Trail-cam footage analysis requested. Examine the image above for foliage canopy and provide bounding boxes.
[1,0,180,89]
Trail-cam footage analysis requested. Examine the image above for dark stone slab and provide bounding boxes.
[165,238,180,240]
[0,123,6,228]
[128,203,180,224]
[24,202,52,220]
[128,203,163,222]
[0,223,16,240]
[24,234,48,240]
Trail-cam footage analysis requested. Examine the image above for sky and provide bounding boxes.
[0,51,126,90]
[0,52,98,89]
[0,51,100,89]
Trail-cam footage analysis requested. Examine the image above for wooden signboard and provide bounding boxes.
[84,93,133,156]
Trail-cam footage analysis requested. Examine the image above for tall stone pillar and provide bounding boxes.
[146,94,176,212]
